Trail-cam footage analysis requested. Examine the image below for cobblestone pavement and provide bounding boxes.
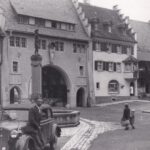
[61,118,122,150]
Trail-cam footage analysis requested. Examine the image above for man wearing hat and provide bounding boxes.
[28,97,44,149]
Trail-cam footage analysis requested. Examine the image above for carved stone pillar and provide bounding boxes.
[31,54,42,97]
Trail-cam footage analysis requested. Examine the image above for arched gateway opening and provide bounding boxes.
[42,65,70,106]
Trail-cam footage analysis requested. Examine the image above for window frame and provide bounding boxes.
[108,80,119,93]
[12,61,19,73]
[18,15,29,24]
[96,82,100,90]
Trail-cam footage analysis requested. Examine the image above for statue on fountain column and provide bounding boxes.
[34,29,39,55]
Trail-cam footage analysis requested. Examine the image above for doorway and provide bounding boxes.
[130,82,135,96]
[76,88,85,107]
[10,86,21,104]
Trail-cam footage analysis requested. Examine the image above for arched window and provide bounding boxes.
[108,80,119,93]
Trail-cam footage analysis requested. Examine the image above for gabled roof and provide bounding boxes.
[0,0,89,41]
[10,0,76,24]
[130,20,150,61]
[123,55,138,63]
[79,3,135,43]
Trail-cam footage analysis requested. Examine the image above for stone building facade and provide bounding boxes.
[77,2,138,103]
[130,20,150,98]
[0,0,92,107]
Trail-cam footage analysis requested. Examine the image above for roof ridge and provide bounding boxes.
[130,19,149,24]
[79,2,114,12]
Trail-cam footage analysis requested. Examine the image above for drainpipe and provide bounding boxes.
[0,33,4,107]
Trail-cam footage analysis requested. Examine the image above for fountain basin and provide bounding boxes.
[53,110,80,128]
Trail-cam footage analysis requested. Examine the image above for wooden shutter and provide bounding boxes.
[95,61,98,70]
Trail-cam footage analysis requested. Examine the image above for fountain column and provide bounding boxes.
[31,29,42,98]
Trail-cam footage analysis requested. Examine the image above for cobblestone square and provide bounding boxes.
[57,100,150,150]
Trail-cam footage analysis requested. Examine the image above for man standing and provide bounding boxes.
[28,97,44,149]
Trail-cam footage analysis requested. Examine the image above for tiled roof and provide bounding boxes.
[1,0,89,41]
[10,0,76,24]
[123,55,138,63]
[130,20,150,61]
[80,3,135,43]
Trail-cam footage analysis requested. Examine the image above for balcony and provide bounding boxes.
[124,71,138,80]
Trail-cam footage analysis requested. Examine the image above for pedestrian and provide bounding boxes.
[130,109,135,129]
[121,103,130,130]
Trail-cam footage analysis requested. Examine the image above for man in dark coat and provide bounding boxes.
[122,104,130,130]
[28,97,44,149]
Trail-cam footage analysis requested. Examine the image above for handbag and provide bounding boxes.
[121,118,130,126]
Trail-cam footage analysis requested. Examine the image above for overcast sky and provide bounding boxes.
[79,0,150,22]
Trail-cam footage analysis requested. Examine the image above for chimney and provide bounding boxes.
[84,0,90,5]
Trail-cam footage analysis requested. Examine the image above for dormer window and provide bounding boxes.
[35,18,45,27]
[90,13,99,31]
[18,15,29,24]
[103,21,112,33]
[118,23,126,35]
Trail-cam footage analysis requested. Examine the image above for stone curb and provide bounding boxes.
[96,100,150,107]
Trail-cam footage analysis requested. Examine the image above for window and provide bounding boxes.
[51,21,57,28]
[10,36,15,46]
[57,22,61,29]
[73,43,86,53]
[108,80,119,93]
[96,82,100,89]
[104,25,112,33]
[131,47,134,55]
[10,36,27,48]
[66,24,75,31]
[112,44,117,53]
[18,15,29,24]
[116,63,121,72]
[13,61,18,73]
[93,41,100,51]
[79,66,84,76]
[55,41,64,51]
[103,62,109,71]
[16,37,20,47]
[73,43,77,53]
[122,45,127,54]
[95,61,103,71]
[39,39,46,50]
[42,40,46,50]
[117,45,121,54]
[109,62,114,71]
[35,18,45,27]
[101,43,108,52]
[21,38,27,48]
[124,63,132,72]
